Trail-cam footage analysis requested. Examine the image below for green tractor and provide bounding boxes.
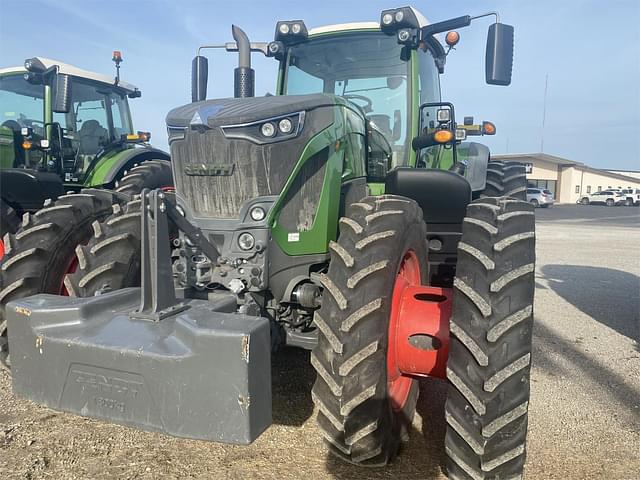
[0,54,173,362]
[0,54,173,250]
[4,7,535,480]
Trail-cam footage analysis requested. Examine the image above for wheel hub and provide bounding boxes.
[388,251,452,410]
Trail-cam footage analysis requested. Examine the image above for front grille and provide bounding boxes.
[170,107,333,219]
[171,127,295,218]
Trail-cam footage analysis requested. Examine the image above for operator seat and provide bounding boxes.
[78,120,108,155]
[1,120,25,166]
[367,114,393,140]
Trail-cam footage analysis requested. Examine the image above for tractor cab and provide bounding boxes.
[0,56,146,185]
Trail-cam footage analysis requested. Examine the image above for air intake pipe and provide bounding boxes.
[232,25,255,98]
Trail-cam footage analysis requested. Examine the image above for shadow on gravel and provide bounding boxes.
[271,347,315,426]
[533,321,640,424]
[325,377,448,479]
[541,265,640,344]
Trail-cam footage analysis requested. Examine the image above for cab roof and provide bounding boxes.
[0,57,138,94]
[307,6,436,40]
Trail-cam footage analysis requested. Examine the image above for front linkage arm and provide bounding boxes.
[130,189,221,321]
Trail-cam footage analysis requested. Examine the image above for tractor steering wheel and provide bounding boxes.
[343,94,373,114]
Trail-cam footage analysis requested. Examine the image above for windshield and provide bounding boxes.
[283,32,411,163]
[0,73,132,175]
[0,74,45,134]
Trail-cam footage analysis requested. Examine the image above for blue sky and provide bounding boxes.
[1,0,639,170]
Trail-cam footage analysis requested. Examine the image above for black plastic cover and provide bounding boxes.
[385,168,471,224]
[0,168,65,211]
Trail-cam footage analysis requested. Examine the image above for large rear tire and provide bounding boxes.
[0,192,116,369]
[445,197,535,479]
[65,197,143,297]
[481,161,527,200]
[115,160,173,196]
[311,195,427,466]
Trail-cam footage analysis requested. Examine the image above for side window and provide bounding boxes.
[416,47,442,168]
[110,96,129,137]
[418,47,441,123]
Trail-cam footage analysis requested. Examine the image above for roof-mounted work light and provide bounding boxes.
[380,7,420,33]
[274,20,308,44]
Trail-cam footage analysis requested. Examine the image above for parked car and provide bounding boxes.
[621,188,640,206]
[527,188,554,207]
[579,190,626,206]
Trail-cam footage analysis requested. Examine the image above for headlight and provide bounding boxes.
[382,13,393,25]
[291,23,302,34]
[261,122,276,137]
[250,206,266,221]
[221,111,305,144]
[278,118,293,134]
[279,23,290,35]
[394,11,404,22]
[238,232,255,250]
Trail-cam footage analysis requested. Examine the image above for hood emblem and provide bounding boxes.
[184,164,235,176]
[190,104,226,127]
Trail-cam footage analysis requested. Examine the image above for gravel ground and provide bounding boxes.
[1,205,639,479]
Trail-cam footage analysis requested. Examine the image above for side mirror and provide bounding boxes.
[485,23,514,86]
[191,55,208,103]
[52,73,72,113]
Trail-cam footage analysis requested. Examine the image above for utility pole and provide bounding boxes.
[540,74,548,152]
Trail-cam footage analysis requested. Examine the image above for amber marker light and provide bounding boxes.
[434,130,454,143]
[445,31,460,47]
[22,141,32,150]
[482,121,496,135]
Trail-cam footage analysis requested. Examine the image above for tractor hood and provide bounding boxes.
[166,93,342,128]
[165,94,349,219]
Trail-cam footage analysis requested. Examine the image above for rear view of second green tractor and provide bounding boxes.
[3,6,535,480]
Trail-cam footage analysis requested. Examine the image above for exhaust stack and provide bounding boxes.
[232,25,255,98]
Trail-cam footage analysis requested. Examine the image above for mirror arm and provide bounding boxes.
[470,11,500,23]
[197,42,270,57]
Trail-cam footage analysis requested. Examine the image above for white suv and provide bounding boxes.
[579,191,626,206]
[621,188,640,206]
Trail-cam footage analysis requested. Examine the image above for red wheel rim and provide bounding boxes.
[0,238,5,261]
[387,250,421,411]
[59,255,78,296]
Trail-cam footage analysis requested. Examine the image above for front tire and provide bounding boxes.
[529,198,539,208]
[606,199,614,207]
[311,195,427,466]
[581,197,589,205]
[0,192,115,369]
[445,197,535,480]
[115,160,173,196]
[65,197,143,297]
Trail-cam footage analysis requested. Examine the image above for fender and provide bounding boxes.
[84,146,170,188]
[0,169,65,213]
